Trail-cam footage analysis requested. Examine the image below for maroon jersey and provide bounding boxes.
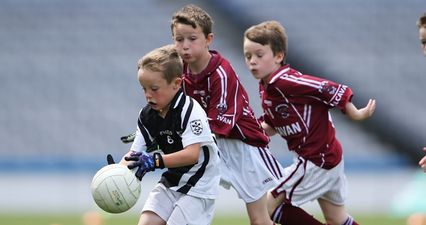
[260,65,353,169]
[182,50,269,148]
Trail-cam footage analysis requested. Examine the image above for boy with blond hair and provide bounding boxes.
[119,44,221,225]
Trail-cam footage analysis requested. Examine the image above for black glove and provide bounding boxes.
[106,154,115,164]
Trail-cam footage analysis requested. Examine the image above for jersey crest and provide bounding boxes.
[190,119,203,135]
[216,103,227,115]
[319,81,336,95]
[275,103,290,118]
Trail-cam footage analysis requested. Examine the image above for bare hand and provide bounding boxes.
[346,99,376,121]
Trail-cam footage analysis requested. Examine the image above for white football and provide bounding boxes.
[90,164,141,213]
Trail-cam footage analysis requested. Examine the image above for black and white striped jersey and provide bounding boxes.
[130,89,220,199]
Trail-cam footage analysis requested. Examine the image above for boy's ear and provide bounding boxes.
[275,52,285,65]
[206,33,214,46]
[173,77,182,89]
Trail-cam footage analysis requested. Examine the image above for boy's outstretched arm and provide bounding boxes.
[345,99,376,121]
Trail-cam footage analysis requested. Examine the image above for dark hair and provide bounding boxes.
[417,13,426,28]
[171,4,213,38]
[244,20,288,65]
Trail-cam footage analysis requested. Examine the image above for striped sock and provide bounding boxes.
[342,216,359,225]
[271,204,324,225]
[271,204,284,223]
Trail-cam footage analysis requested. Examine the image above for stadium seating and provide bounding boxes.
[0,0,424,173]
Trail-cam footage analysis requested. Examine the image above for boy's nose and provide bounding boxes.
[144,92,152,100]
[182,43,190,50]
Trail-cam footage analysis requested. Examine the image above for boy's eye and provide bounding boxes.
[421,39,426,45]
[143,86,158,92]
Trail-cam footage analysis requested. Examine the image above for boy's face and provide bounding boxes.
[138,69,181,114]
[419,26,426,56]
[172,23,212,64]
[243,38,284,81]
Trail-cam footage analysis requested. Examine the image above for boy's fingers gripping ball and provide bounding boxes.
[90,164,141,213]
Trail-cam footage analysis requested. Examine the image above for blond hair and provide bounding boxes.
[417,13,426,29]
[244,20,288,65]
[137,45,182,83]
[171,4,213,38]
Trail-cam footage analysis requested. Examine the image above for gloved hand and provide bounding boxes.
[125,151,164,180]
[105,153,148,181]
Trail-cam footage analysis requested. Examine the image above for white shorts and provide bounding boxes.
[271,156,347,207]
[142,183,215,225]
[216,137,283,203]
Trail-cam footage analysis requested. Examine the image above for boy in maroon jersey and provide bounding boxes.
[243,21,376,225]
[171,4,327,225]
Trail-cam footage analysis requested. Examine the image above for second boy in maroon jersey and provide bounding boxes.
[244,20,376,225]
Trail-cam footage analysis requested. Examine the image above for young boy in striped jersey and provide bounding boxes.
[120,44,221,225]
[243,20,376,225]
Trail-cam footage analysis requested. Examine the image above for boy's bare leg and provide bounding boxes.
[318,198,358,225]
[246,193,274,225]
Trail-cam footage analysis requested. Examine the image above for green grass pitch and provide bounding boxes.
[0,213,407,225]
